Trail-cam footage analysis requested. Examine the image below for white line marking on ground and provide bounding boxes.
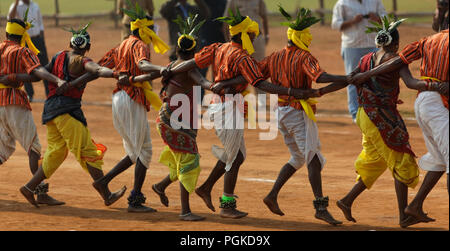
[241,177,275,183]
[322,130,351,135]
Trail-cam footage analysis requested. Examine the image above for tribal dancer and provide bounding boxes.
[218,7,347,225]
[165,8,315,219]
[350,26,448,227]
[95,3,170,213]
[152,15,212,221]
[8,23,127,207]
[258,7,349,225]
[0,16,67,206]
[337,17,447,228]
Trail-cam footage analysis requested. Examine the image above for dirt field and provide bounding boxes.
[0,20,448,231]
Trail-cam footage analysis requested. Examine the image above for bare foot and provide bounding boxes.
[127,204,157,213]
[195,187,215,212]
[37,194,65,206]
[20,186,39,208]
[404,205,435,223]
[220,208,248,219]
[263,195,284,216]
[152,184,169,207]
[315,209,343,226]
[180,213,206,221]
[336,200,356,222]
[104,186,127,206]
[400,215,423,228]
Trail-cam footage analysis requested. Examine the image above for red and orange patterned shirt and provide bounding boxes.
[195,42,264,102]
[259,45,324,110]
[399,29,449,109]
[98,36,152,111]
[0,40,41,110]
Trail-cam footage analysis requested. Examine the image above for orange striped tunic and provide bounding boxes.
[98,36,152,111]
[0,40,41,110]
[399,29,449,109]
[98,46,118,70]
[259,45,324,110]
[194,42,264,102]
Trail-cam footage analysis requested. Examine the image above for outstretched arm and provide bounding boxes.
[350,56,406,85]
[133,72,162,83]
[163,59,198,76]
[31,66,66,87]
[399,65,449,96]
[315,72,348,83]
[399,65,429,91]
[84,61,117,78]
[138,60,165,73]
[188,69,213,90]
[55,72,99,95]
[211,75,247,94]
[254,80,318,100]
[317,82,349,96]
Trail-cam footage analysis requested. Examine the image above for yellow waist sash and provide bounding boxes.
[241,89,256,128]
[0,83,23,90]
[420,76,442,82]
[278,97,318,122]
[133,81,162,111]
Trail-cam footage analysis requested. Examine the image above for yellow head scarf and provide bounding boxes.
[229,16,260,55]
[5,21,40,55]
[287,27,312,52]
[130,18,170,55]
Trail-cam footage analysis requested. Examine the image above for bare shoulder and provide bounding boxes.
[381,52,398,64]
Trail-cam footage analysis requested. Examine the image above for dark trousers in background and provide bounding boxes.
[24,35,49,101]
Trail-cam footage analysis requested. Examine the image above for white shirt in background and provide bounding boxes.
[332,0,387,49]
[8,0,45,37]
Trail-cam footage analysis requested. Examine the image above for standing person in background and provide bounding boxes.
[117,0,154,41]
[223,0,269,110]
[331,0,386,123]
[433,0,449,32]
[8,0,50,101]
[160,0,210,62]
[199,0,227,84]
[201,0,227,47]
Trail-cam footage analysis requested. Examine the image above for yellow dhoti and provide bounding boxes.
[159,146,200,193]
[355,107,419,189]
[42,114,105,178]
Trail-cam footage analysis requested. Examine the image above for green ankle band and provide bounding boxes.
[221,195,235,203]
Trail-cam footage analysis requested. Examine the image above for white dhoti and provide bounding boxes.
[208,100,246,172]
[414,91,449,174]
[277,106,326,170]
[0,105,41,163]
[112,91,152,168]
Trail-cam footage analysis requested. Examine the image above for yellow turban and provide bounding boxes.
[130,18,170,55]
[287,27,312,52]
[5,21,40,55]
[229,16,260,55]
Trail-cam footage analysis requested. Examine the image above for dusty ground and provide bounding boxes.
[0,20,448,231]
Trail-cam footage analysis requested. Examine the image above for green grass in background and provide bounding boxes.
[0,0,436,20]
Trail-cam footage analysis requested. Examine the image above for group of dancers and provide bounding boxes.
[0,3,448,228]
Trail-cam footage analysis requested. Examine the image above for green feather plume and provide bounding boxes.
[215,7,246,26]
[63,21,92,36]
[173,13,205,38]
[279,5,321,31]
[365,14,407,34]
[121,0,147,20]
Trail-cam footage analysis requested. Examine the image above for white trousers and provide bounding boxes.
[112,91,152,168]
[208,100,246,172]
[0,105,41,163]
[277,106,326,170]
[415,91,449,173]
